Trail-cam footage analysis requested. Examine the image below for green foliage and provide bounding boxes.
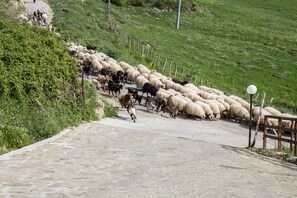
[48,0,297,114]
[0,15,98,154]
[103,103,118,118]
[282,146,294,160]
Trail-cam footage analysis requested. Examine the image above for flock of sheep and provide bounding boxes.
[68,42,296,128]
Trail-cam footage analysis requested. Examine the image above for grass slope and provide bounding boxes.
[0,15,98,154]
[49,0,297,113]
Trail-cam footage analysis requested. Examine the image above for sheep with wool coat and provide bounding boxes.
[184,83,200,92]
[137,64,151,74]
[185,102,206,119]
[167,95,188,112]
[230,103,250,121]
[217,98,230,112]
[211,99,226,114]
[252,107,277,126]
[119,61,134,72]
[264,107,282,117]
[195,101,214,120]
[229,95,250,111]
[92,59,103,73]
[204,100,221,119]
[135,75,149,88]
[163,79,175,90]
[142,73,149,79]
[156,89,171,101]
[149,77,165,89]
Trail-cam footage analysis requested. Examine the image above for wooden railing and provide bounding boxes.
[263,115,297,156]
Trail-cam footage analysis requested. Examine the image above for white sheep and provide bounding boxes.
[156,89,171,101]
[253,107,275,126]
[229,95,250,111]
[185,102,206,119]
[264,107,282,116]
[137,64,151,74]
[119,61,133,72]
[135,75,149,88]
[204,100,220,119]
[167,95,188,112]
[195,101,214,120]
[184,83,199,92]
[149,77,165,89]
[163,79,175,90]
[230,103,250,121]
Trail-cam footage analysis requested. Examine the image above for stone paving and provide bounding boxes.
[0,118,296,197]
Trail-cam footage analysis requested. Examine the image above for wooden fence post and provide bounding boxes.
[162,58,167,70]
[263,116,267,149]
[278,118,282,152]
[174,64,177,77]
[294,121,297,157]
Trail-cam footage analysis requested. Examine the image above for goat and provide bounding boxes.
[119,93,133,108]
[165,106,179,119]
[112,74,120,84]
[97,75,109,90]
[117,70,125,84]
[133,93,142,106]
[142,82,158,104]
[146,98,164,113]
[127,104,137,123]
[108,81,123,97]
[100,68,110,77]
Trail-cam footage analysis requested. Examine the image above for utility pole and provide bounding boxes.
[176,0,182,30]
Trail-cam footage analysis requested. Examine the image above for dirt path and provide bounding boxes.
[20,0,53,23]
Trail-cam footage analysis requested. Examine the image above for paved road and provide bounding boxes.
[0,104,296,197]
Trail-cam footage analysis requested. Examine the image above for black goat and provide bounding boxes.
[117,71,124,84]
[101,68,110,76]
[127,87,142,105]
[108,81,123,97]
[133,93,142,105]
[142,82,158,103]
[127,87,138,95]
[146,98,164,112]
[172,78,189,85]
[112,74,120,84]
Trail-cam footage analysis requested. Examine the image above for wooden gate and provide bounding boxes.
[263,115,297,156]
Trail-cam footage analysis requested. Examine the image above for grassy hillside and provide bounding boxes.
[48,0,297,114]
[0,15,98,154]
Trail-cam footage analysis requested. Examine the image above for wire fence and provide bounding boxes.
[105,4,214,88]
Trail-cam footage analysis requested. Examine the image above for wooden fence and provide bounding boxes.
[263,115,297,156]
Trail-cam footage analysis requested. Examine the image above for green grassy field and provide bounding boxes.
[48,0,297,114]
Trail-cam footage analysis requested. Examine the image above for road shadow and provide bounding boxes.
[221,145,297,171]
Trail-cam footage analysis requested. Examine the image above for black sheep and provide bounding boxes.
[172,78,189,85]
[142,82,157,103]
